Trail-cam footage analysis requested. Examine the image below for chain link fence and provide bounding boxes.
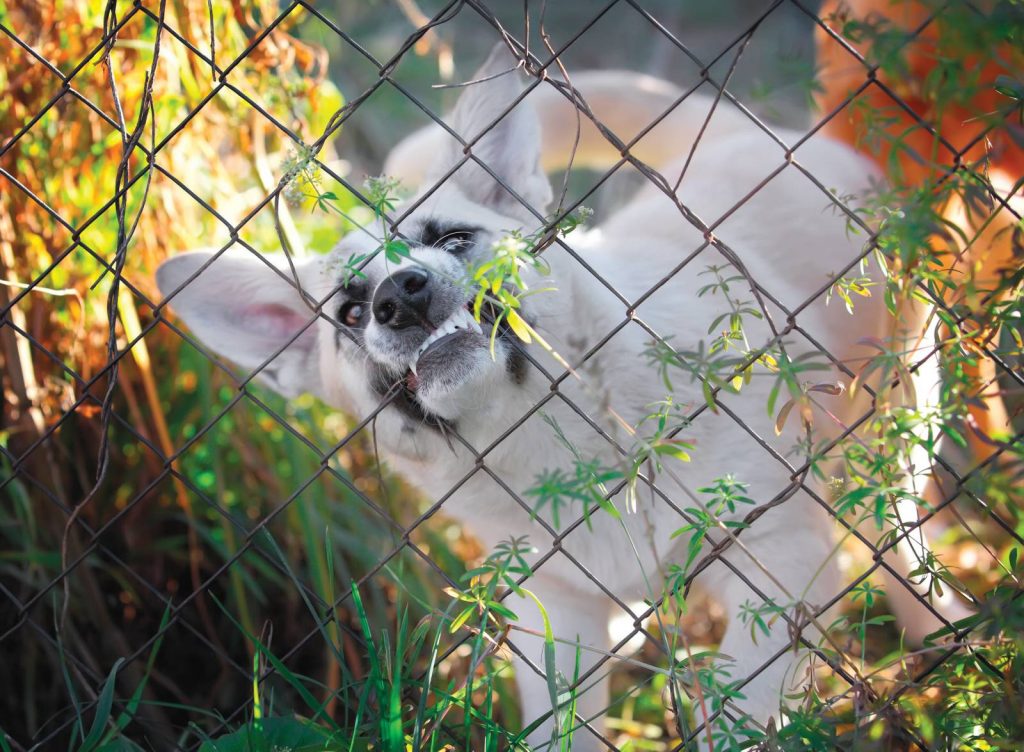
[2,1,1022,750]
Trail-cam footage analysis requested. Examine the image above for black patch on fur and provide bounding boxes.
[343,280,368,300]
[481,303,529,386]
[507,346,527,385]
[418,220,482,253]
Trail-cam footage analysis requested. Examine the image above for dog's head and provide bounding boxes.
[156,47,553,455]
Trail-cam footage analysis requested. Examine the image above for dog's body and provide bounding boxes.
[158,49,963,748]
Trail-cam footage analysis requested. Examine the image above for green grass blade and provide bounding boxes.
[350,581,399,750]
[208,593,329,728]
[559,644,582,752]
[102,604,172,744]
[520,588,560,747]
[55,623,85,752]
[383,608,405,750]
[412,609,451,750]
[79,658,125,752]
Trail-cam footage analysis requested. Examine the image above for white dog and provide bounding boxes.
[158,46,964,749]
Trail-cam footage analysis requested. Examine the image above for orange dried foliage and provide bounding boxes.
[815,0,1023,450]
[1,0,330,434]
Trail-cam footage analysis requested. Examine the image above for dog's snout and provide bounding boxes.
[398,268,429,296]
[373,267,432,329]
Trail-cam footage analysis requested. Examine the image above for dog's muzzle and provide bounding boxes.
[373,267,432,330]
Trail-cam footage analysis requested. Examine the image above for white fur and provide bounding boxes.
[157,47,967,750]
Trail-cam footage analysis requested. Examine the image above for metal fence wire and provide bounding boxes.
[2,0,1022,750]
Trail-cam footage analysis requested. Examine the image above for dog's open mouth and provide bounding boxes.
[378,299,526,431]
[404,305,483,391]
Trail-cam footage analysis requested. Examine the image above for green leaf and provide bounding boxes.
[383,240,409,264]
[79,658,124,752]
[449,607,475,634]
[506,310,532,343]
[994,74,1024,101]
[652,442,691,462]
[489,603,519,621]
[702,380,718,413]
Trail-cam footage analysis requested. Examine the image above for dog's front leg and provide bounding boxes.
[505,574,614,752]
[689,512,841,748]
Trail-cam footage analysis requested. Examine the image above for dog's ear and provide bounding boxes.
[429,44,552,218]
[156,250,323,398]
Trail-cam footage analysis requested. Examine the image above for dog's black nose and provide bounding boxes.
[373,267,432,329]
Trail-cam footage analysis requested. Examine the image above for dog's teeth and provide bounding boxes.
[411,307,484,369]
[454,308,477,334]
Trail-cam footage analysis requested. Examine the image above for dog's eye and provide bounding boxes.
[420,221,478,254]
[435,229,476,254]
[339,301,364,327]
